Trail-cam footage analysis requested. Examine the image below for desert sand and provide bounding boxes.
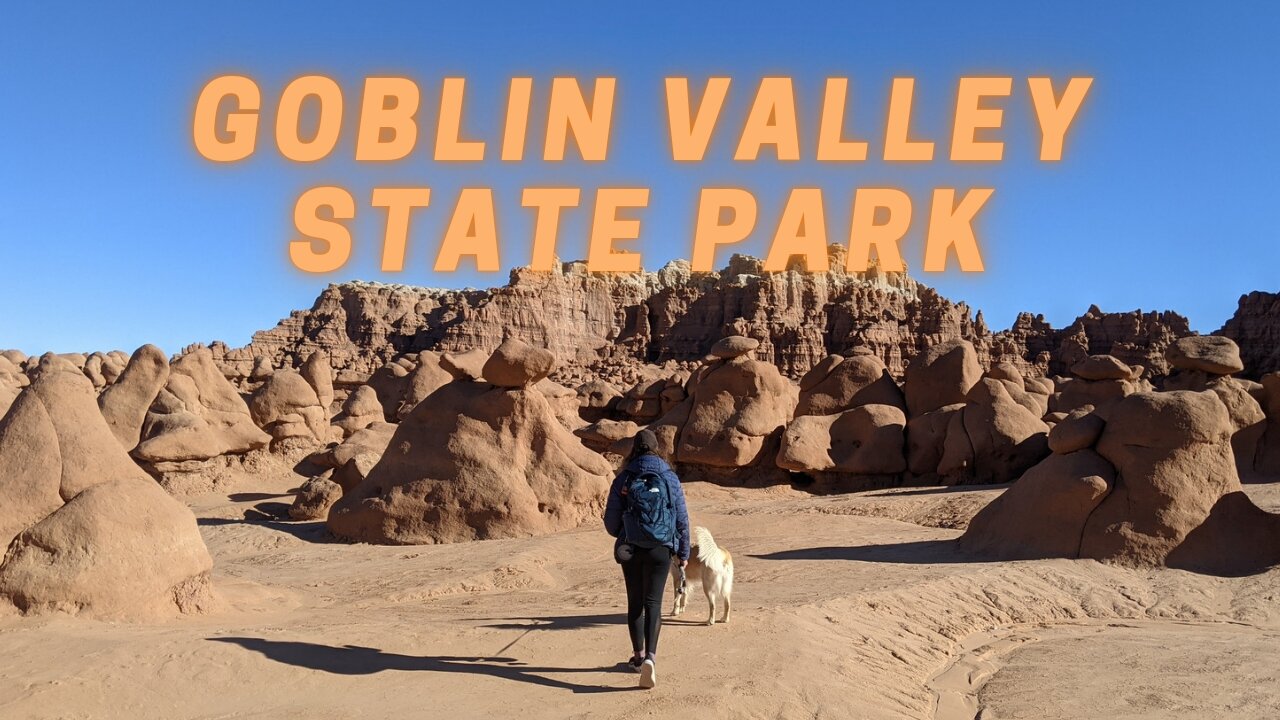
[4,258,1280,719]
[2,466,1277,720]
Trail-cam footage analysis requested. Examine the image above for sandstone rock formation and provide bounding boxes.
[98,344,169,451]
[300,351,335,417]
[777,404,907,477]
[0,358,213,618]
[1217,290,1280,379]
[796,350,905,417]
[332,386,384,438]
[960,390,1280,575]
[674,336,797,469]
[289,477,343,520]
[248,369,331,449]
[327,344,613,544]
[903,340,981,417]
[133,347,270,489]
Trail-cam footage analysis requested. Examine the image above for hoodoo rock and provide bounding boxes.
[327,348,613,545]
[133,348,270,489]
[0,360,213,619]
[483,338,557,388]
[960,390,1280,575]
[903,340,981,417]
[97,344,170,451]
[332,385,385,438]
[300,352,335,418]
[675,337,798,469]
[777,404,907,476]
[248,369,331,448]
[795,351,905,417]
[1166,335,1245,375]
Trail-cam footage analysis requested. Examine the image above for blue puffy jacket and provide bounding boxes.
[603,452,690,562]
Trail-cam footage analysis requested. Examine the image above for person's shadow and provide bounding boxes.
[207,637,639,694]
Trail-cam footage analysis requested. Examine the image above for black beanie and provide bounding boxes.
[634,429,658,454]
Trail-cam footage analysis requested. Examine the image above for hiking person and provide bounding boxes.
[603,428,691,689]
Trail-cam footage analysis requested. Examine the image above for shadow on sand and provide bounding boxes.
[750,539,984,564]
[472,613,624,631]
[197,517,335,543]
[208,637,638,693]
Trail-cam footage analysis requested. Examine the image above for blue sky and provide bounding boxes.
[1,2,1277,354]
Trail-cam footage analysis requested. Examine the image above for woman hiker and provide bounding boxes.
[603,428,691,689]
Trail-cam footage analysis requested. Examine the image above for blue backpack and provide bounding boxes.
[622,470,676,550]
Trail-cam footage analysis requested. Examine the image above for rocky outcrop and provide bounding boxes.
[0,358,213,619]
[327,344,613,544]
[960,390,1280,575]
[1217,291,1280,379]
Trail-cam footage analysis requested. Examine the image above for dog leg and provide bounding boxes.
[705,587,716,626]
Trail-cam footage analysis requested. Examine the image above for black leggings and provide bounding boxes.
[621,544,673,657]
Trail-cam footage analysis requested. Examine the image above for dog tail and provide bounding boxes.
[692,526,720,564]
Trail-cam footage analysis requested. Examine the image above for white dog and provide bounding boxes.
[671,526,734,625]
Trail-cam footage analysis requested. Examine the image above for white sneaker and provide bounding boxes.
[639,658,657,689]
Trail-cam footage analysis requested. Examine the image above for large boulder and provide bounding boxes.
[133,348,270,482]
[795,351,905,417]
[289,477,343,520]
[777,404,906,475]
[959,450,1114,559]
[675,340,797,468]
[903,340,981,417]
[1166,336,1245,375]
[332,386,384,438]
[248,369,329,447]
[961,389,1280,575]
[483,338,556,388]
[327,374,613,545]
[98,344,170,451]
[0,361,213,618]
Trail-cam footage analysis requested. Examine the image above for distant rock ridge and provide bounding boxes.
[208,246,1221,385]
[1217,291,1280,379]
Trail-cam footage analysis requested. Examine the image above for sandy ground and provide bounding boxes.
[2,471,1279,720]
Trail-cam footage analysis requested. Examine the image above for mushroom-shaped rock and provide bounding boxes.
[98,344,170,451]
[676,353,797,468]
[904,340,982,417]
[483,338,556,388]
[1071,355,1132,381]
[709,335,759,359]
[0,363,213,619]
[440,348,489,381]
[1166,336,1245,375]
[327,379,613,544]
[777,404,907,475]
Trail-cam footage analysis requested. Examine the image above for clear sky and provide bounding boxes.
[2,2,1277,355]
